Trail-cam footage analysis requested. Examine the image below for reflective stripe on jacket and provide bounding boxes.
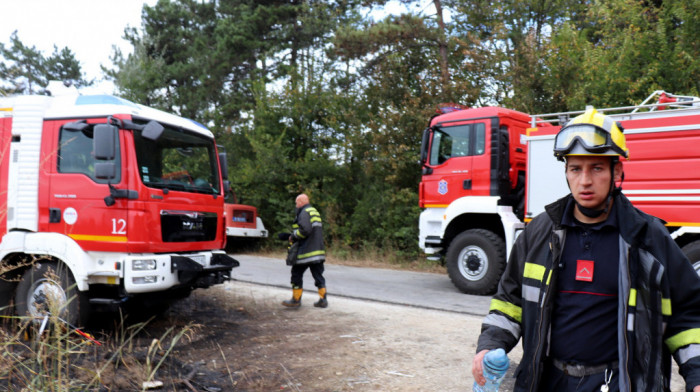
[476,192,700,392]
[292,204,325,265]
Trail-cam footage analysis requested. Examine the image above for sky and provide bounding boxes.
[0,0,429,95]
[0,0,157,94]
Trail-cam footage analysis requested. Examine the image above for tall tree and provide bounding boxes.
[542,0,700,111]
[447,0,584,112]
[0,31,45,95]
[108,0,700,256]
[44,46,91,89]
[0,31,90,95]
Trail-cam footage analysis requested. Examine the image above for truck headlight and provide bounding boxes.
[132,276,158,284]
[132,259,157,271]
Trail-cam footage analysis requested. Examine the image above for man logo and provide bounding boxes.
[182,220,204,231]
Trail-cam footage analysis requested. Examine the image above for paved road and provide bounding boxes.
[228,254,492,316]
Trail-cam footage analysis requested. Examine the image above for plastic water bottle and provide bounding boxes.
[473,348,510,392]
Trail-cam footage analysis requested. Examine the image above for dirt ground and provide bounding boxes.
[142,280,496,391]
[79,279,686,392]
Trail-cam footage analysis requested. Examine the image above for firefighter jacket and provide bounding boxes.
[291,204,325,265]
[476,192,700,392]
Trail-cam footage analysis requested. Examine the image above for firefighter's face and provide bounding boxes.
[565,156,622,218]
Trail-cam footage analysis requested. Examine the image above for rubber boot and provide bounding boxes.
[282,287,302,308]
[314,287,328,308]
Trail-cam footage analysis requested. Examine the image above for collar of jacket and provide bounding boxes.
[544,192,649,246]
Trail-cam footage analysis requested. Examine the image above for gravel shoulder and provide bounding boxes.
[136,279,685,391]
[160,280,522,391]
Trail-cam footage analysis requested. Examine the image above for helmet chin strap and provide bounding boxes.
[569,160,623,219]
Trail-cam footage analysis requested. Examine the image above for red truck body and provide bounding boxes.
[224,203,268,240]
[419,92,700,295]
[419,106,528,209]
[0,92,237,325]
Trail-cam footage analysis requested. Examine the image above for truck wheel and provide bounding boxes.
[15,261,89,328]
[446,229,506,295]
[682,241,700,277]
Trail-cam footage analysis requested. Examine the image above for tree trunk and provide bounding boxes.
[434,0,450,91]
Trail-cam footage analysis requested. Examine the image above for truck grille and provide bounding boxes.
[160,210,217,242]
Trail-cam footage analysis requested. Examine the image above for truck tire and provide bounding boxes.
[682,241,700,277]
[15,261,89,328]
[446,229,506,295]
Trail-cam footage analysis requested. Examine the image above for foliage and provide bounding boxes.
[0,31,91,95]
[104,0,700,256]
[5,0,700,256]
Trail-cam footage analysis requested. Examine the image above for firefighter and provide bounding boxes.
[282,193,328,308]
[471,107,700,391]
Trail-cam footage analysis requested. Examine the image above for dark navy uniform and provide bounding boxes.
[544,200,620,391]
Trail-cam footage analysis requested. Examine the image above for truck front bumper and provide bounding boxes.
[171,253,239,289]
[123,251,239,294]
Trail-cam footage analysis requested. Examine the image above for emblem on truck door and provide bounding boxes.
[438,179,448,195]
[63,207,78,225]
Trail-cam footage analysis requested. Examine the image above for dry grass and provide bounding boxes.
[0,314,204,391]
[0,264,206,392]
[251,247,446,274]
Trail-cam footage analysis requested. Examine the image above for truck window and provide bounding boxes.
[475,123,485,154]
[133,125,220,195]
[58,126,121,183]
[429,123,486,165]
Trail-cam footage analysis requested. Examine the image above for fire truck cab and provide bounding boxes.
[419,92,700,295]
[419,106,529,294]
[0,90,237,326]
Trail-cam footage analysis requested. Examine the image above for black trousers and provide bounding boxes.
[290,262,325,289]
[540,362,619,392]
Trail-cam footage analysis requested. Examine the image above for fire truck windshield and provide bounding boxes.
[133,125,220,195]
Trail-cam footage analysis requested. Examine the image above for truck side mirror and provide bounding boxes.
[142,121,164,141]
[420,128,431,165]
[218,151,229,180]
[95,162,116,180]
[223,180,231,198]
[94,124,117,160]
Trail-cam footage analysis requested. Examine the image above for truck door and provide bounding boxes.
[421,120,488,206]
[47,121,128,251]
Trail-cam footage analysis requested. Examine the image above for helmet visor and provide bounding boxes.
[553,124,614,155]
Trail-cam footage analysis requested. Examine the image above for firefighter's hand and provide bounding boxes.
[472,349,489,386]
[693,385,700,392]
[288,235,293,243]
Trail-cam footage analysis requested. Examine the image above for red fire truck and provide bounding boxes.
[224,188,268,245]
[419,92,700,295]
[225,203,268,241]
[0,89,238,326]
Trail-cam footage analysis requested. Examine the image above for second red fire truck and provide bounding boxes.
[419,92,700,294]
